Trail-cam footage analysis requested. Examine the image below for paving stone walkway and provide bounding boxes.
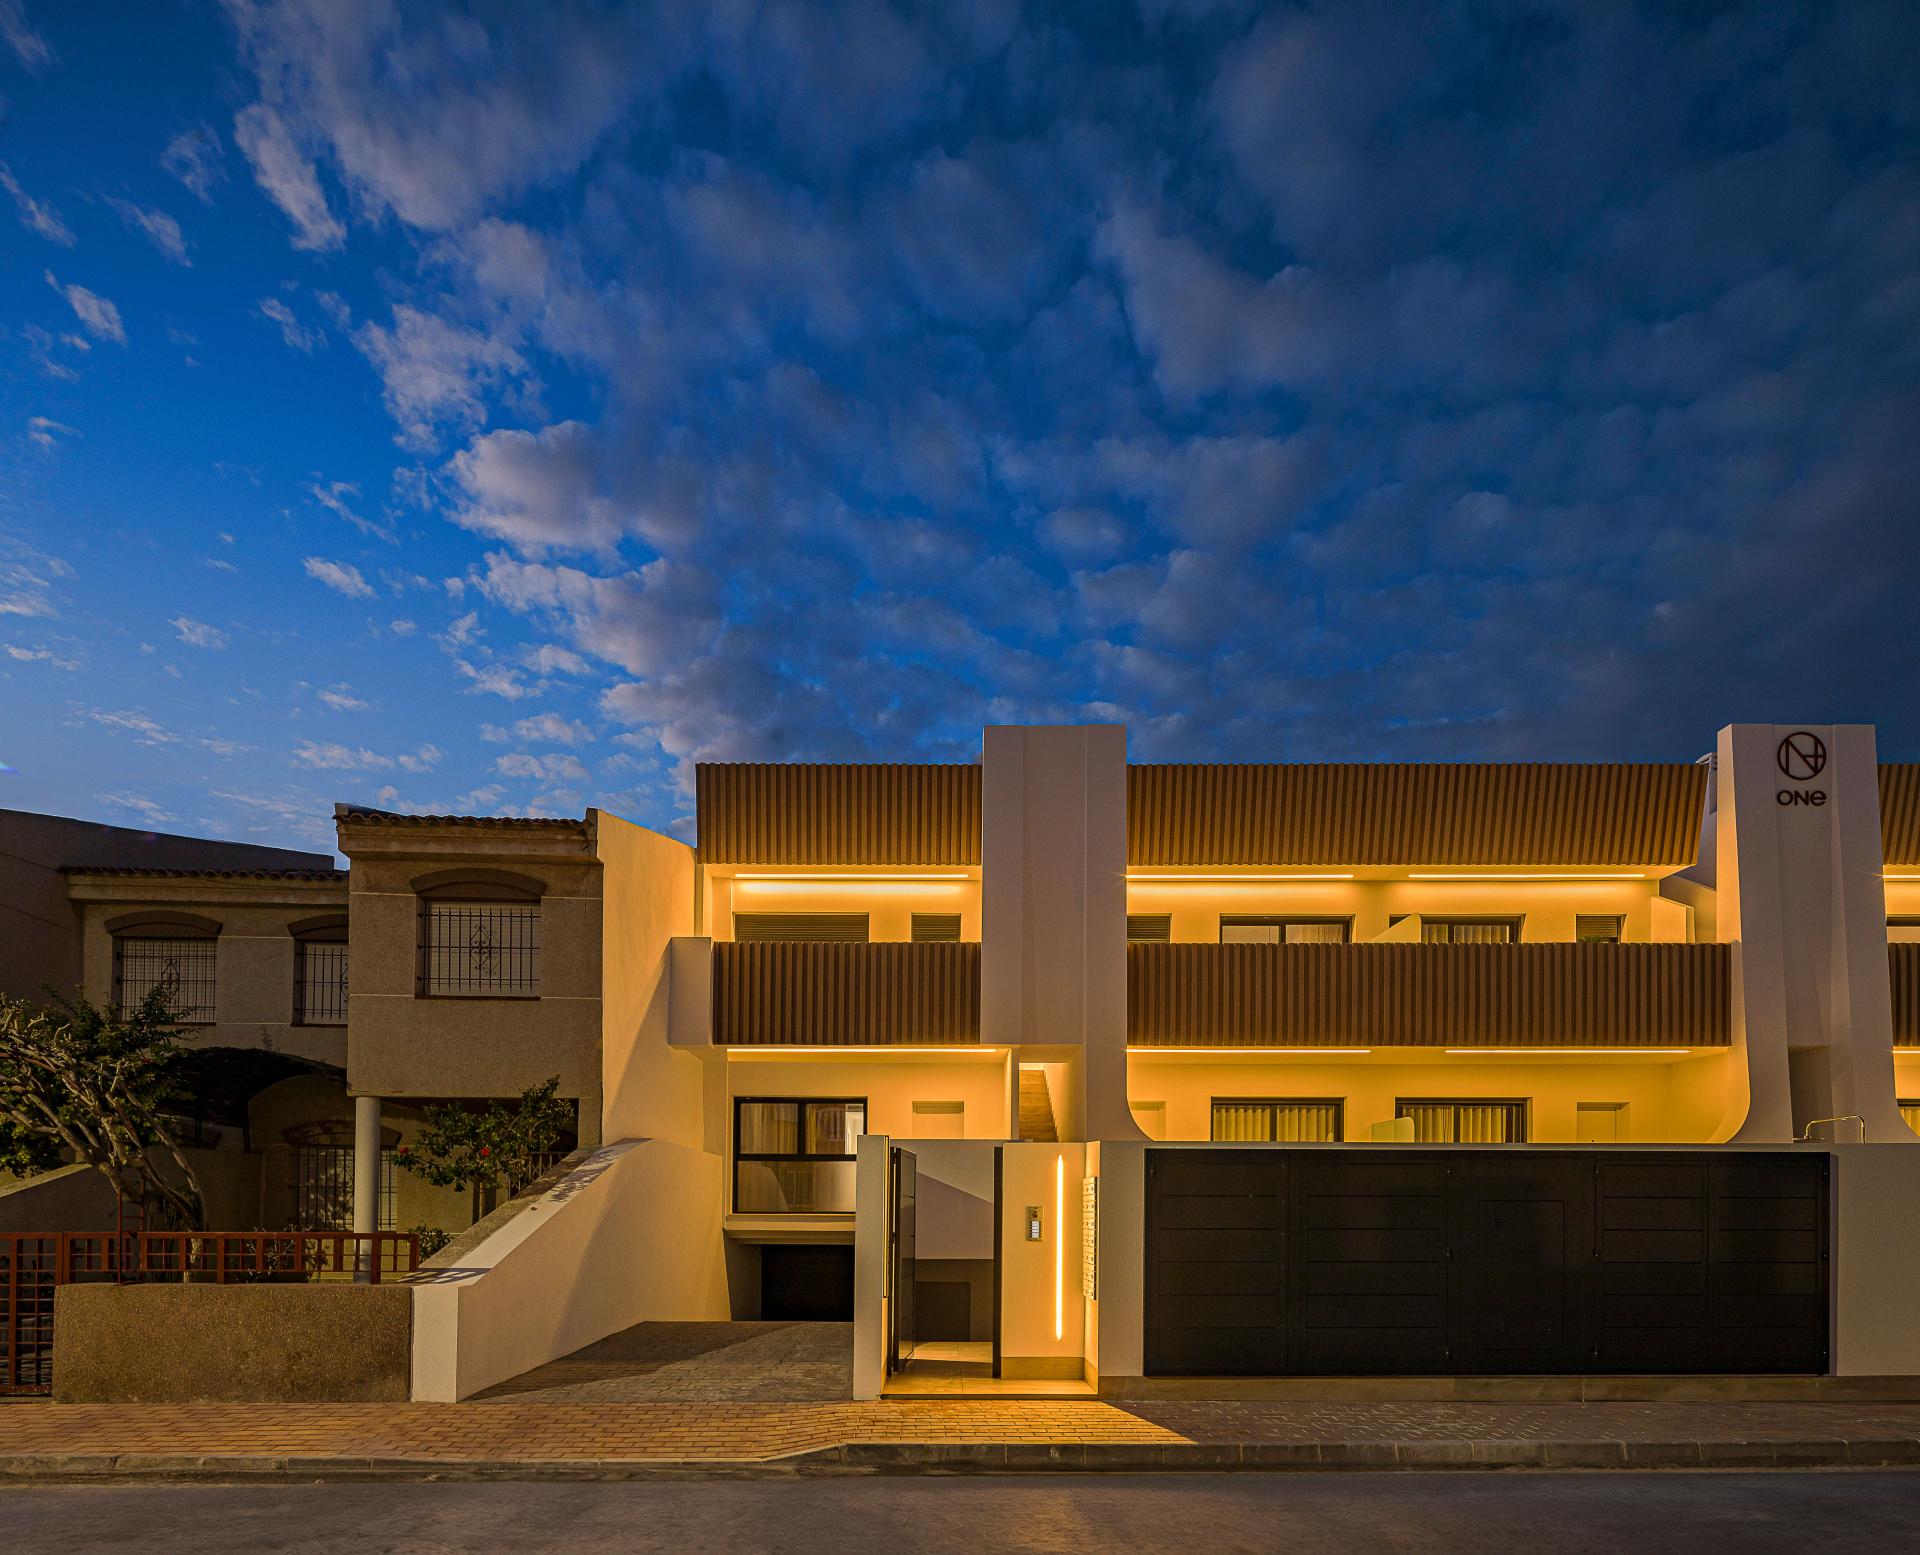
[471,1321,854,1403]
[6,1399,1920,1477]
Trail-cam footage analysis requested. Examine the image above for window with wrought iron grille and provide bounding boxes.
[294,939,349,1025]
[1211,1099,1343,1142]
[291,1145,396,1230]
[419,902,540,997]
[1396,1098,1529,1143]
[115,936,217,1022]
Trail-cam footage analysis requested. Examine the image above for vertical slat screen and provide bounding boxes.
[714,941,982,1045]
[698,763,981,865]
[1128,941,1732,1048]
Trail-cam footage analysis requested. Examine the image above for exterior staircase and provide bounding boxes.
[1017,1068,1058,1142]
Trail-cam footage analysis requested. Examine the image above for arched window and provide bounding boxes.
[289,916,349,1026]
[107,912,221,1024]
[412,870,544,999]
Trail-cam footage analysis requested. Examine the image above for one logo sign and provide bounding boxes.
[1776,730,1827,782]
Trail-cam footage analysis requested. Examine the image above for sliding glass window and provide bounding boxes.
[733,1097,867,1214]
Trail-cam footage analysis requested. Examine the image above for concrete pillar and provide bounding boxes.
[353,1094,382,1234]
[1714,724,1908,1142]
[980,725,1144,1142]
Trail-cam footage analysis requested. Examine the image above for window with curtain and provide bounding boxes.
[1211,1099,1343,1142]
[1421,920,1520,944]
[1396,1099,1528,1143]
[116,935,217,1022]
[294,937,349,1025]
[733,1098,867,1213]
[1219,918,1351,944]
[420,902,540,996]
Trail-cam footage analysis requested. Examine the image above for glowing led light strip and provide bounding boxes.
[1053,1153,1065,1343]
[732,872,970,881]
[724,1045,1008,1056]
[1443,1047,1694,1055]
[1407,872,1647,881]
[1129,1046,1372,1055]
[1126,873,1354,882]
[1885,875,1920,882]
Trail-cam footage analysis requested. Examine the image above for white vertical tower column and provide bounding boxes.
[980,725,1143,1142]
[353,1093,382,1233]
[1715,723,1907,1141]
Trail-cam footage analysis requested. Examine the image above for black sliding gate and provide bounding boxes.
[1144,1149,1829,1376]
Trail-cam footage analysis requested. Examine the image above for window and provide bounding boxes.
[1422,919,1520,944]
[911,914,961,943]
[1577,1102,1629,1143]
[1576,915,1624,943]
[291,1145,396,1230]
[1901,1100,1920,1138]
[1396,1099,1528,1143]
[1212,1098,1343,1142]
[1890,919,1920,945]
[910,1099,964,1139]
[733,913,869,942]
[294,937,348,1025]
[420,902,540,997]
[733,1097,866,1214]
[1127,914,1171,943]
[116,935,217,1022]
[1220,917,1351,944]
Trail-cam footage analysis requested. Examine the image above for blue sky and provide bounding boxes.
[1,1,1917,856]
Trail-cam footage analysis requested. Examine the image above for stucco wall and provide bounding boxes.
[998,1141,1086,1372]
[0,1163,119,1232]
[724,1055,1013,1145]
[706,874,982,941]
[53,1283,411,1402]
[1128,1051,1733,1144]
[409,1137,732,1401]
[69,882,348,1068]
[1833,1144,1920,1375]
[342,827,602,1134]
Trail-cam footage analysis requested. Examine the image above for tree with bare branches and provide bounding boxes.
[0,990,207,1229]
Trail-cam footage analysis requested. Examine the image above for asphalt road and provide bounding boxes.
[4,1472,1919,1553]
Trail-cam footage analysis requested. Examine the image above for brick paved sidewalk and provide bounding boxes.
[4,1399,1920,1478]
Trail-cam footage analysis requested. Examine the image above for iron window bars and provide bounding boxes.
[291,1145,396,1230]
[419,902,540,998]
[732,1097,867,1214]
[294,940,349,1025]
[115,936,216,1023]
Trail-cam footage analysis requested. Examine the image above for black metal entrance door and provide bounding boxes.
[1144,1148,1829,1377]
[889,1146,917,1372]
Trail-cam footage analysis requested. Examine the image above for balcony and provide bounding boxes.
[1127,941,1732,1049]
[712,940,982,1047]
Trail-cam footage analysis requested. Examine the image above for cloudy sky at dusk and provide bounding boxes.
[1,1,1916,854]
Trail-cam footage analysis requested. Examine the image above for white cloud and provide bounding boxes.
[524,643,588,676]
[27,415,75,450]
[169,615,229,649]
[257,296,318,351]
[354,304,525,450]
[161,123,226,202]
[389,618,417,636]
[292,739,440,772]
[317,685,368,711]
[96,792,176,826]
[484,712,592,746]
[104,196,190,265]
[44,270,127,344]
[454,659,537,699]
[302,555,374,598]
[0,0,52,71]
[309,479,394,543]
[0,531,71,618]
[495,751,589,782]
[447,421,651,556]
[0,161,72,245]
[76,707,177,745]
[232,102,345,251]
[3,642,78,669]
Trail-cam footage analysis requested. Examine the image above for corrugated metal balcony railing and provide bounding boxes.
[1128,941,1733,1049]
[1891,943,1920,1046]
[713,940,982,1046]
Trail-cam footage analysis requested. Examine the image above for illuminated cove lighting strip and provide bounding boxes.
[733,872,971,881]
[1445,1047,1694,1055]
[724,1045,1008,1057]
[1127,873,1354,881]
[1407,872,1647,881]
[1130,1046,1372,1055]
[1885,874,1920,882]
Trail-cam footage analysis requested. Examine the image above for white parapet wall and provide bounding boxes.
[1833,1143,1920,1376]
[410,1137,732,1402]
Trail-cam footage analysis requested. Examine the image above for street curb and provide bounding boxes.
[4,1438,1920,1482]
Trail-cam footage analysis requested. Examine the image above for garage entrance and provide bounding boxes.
[1144,1149,1829,1377]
